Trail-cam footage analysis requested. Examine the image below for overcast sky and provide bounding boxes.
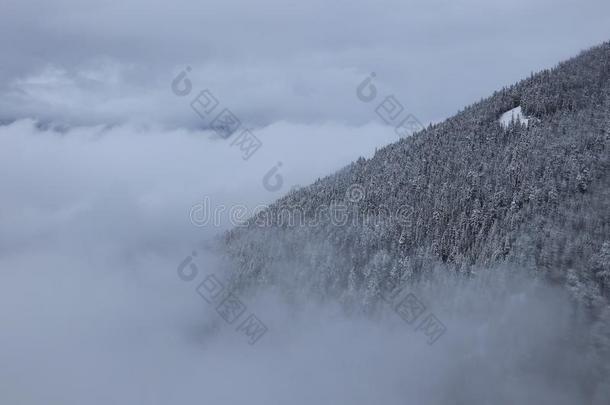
[1,0,609,128]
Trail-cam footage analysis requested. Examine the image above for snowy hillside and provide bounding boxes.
[498,105,532,127]
[223,45,610,397]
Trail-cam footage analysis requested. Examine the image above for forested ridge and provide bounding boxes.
[223,43,610,319]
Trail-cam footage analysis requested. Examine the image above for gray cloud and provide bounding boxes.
[1,0,608,127]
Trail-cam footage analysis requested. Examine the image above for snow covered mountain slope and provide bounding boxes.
[499,105,532,127]
[223,42,609,307]
[219,40,610,401]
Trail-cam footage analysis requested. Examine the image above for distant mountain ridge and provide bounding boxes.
[223,43,610,318]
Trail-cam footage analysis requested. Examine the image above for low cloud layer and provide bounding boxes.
[0,119,395,402]
[1,120,606,404]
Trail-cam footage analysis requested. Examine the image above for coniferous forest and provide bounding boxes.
[223,42,610,383]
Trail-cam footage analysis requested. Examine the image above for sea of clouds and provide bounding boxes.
[2,0,610,403]
[0,120,605,404]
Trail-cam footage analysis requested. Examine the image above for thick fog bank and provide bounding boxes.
[1,121,608,404]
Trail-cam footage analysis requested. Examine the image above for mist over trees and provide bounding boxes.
[221,42,610,395]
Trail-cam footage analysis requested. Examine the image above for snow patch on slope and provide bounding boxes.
[499,106,531,128]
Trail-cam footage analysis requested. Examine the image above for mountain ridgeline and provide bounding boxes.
[223,43,610,317]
